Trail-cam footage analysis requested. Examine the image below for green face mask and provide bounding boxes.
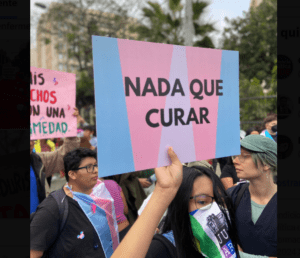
[189,202,236,258]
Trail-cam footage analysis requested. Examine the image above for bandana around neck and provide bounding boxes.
[65,180,119,258]
[189,202,236,258]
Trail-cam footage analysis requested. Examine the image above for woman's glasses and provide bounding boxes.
[190,194,215,210]
[232,154,251,163]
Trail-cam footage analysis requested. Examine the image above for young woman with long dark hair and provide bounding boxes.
[112,148,239,258]
[145,166,240,258]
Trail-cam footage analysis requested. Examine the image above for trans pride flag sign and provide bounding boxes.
[92,36,240,177]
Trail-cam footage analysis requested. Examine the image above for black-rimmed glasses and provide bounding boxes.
[75,164,98,173]
[190,194,215,210]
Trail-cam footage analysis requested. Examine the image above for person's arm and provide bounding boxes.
[39,137,80,177]
[38,108,81,178]
[221,177,234,190]
[111,147,183,258]
[76,110,89,127]
[138,178,152,188]
[30,250,43,258]
[121,190,128,215]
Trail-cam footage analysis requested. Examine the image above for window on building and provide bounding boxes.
[70,65,75,71]
[64,64,68,71]
[59,63,63,71]
[58,53,63,60]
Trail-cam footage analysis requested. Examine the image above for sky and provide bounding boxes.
[30,0,251,49]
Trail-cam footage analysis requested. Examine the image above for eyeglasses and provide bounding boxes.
[190,194,215,210]
[232,154,251,163]
[75,164,98,173]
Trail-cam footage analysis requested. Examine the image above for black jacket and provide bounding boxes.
[227,184,277,256]
[30,153,46,204]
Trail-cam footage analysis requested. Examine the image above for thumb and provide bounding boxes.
[168,147,181,165]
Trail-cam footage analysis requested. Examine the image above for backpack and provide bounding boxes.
[234,182,249,211]
[30,188,69,257]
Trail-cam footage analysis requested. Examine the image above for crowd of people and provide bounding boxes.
[30,112,277,258]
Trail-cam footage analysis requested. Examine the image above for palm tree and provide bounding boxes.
[131,0,216,48]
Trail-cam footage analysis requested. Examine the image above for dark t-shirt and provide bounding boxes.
[30,195,106,258]
[220,164,239,184]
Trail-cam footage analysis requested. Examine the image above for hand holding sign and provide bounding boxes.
[154,147,183,194]
[73,107,85,125]
[73,107,79,118]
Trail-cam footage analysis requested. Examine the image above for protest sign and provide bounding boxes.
[92,36,240,177]
[30,67,77,140]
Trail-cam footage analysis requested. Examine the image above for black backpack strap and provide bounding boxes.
[153,234,177,258]
[50,188,68,233]
[40,189,68,258]
[234,183,249,211]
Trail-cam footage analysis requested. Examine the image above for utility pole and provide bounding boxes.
[184,0,194,46]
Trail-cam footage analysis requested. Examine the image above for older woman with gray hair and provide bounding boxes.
[227,135,277,258]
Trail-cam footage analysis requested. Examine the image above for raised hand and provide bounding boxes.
[73,107,79,117]
[73,107,85,124]
[154,147,183,193]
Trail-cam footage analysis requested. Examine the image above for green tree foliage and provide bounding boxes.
[130,0,216,48]
[221,0,277,130]
[76,70,95,106]
[239,76,265,131]
[221,0,277,88]
[37,0,135,105]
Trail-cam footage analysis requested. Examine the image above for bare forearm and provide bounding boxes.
[30,250,43,258]
[112,187,176,258]
[41,137,80,177]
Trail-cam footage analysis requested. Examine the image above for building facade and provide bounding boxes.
[35,2,138,73]
[33,2,138,125]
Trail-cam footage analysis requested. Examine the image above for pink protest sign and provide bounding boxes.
[30,67,77,140]
[92,36,240,177]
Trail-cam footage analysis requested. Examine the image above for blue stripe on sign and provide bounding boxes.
[215,50,240,158]
[92,36,135,177]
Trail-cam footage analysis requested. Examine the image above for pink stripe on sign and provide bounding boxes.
[118,39,173,170]
[186,47,222,161]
